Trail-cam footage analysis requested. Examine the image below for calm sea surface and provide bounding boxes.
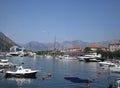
[0,56,119,88]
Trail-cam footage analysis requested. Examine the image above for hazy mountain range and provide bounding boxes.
[0,32,119,52]
[22,40,88,51]
[22,39,119,52]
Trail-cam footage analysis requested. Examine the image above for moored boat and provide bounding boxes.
[78,53,102,62]
[0,59,14,68]
[84,58,101,62]
[98,61,116,67]
[110,65,120,73]
[5,65,39,78]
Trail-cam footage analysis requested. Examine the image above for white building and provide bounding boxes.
[61,46,82,53]
[109,41,120,52]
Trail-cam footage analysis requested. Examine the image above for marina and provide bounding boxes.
[0,0,120,88]
[0,56,120,88]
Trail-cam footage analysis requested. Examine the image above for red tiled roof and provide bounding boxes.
[88,44,105,49]
[72,46,80,49]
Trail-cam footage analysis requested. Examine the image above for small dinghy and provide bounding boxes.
[5,65,39,78]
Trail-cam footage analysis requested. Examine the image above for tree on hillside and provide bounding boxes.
[84,47,92,54]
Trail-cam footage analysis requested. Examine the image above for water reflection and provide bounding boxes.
[6,77,36,87]
[1,56,119,88]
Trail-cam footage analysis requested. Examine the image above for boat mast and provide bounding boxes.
[53,35,56,56]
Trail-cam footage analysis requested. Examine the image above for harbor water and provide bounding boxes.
[0,56,119,88]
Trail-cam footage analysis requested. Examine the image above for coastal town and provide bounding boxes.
[0,0,120,88]
[1,39,120,60]
[0,32,120,88]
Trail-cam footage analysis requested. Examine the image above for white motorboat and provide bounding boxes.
[110,64,120,73]
[98,61,116,67]
[5,65,39,78]
[6,46,25,56]
[78,53,102,62]
[0,59,14,68]
[83,57,102,62]
[84,53,101,58]
[6,53,12,57]
[77,56,86,61]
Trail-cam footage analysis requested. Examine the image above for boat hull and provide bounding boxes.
[110,67,120,73]
[84,58,101,62]
[5,72,37,78]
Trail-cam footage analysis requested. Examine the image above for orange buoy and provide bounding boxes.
[47,73,52,78]
[98,71,101,74]
[84,81,90,87]
[97,71,101,77]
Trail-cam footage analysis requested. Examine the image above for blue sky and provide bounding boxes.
[0,0,120,44]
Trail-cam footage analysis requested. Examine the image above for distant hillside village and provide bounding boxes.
[0,32,120,59]
[0,40,119,59]
[61,41,120,52]
[60,41,120,55]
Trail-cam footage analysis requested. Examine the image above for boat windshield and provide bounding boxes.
[18,66,23,70]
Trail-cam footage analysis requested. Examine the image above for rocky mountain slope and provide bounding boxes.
[23,40,88,51]
[1,32,119,52]
[0,32,17,52]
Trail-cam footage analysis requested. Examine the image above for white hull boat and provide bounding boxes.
[98,61,116,66]
[110,65,120,73]
[0,59,14,68]
[5,65,39,78]
[78,53,102,62]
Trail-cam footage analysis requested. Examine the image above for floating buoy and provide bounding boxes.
[98,71,101,74]
[47,73,52,78]
[42,76,47,80]
[102,67,104,70]
[91,78,96,81]
[42,73,52,80]
[97,71,101,77]
[84,81,90,87]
